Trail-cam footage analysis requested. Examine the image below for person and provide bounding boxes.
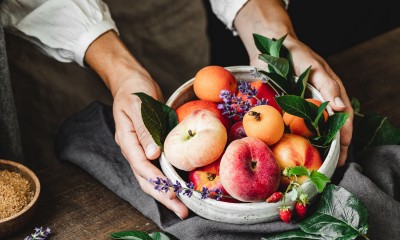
[1,0,353,219]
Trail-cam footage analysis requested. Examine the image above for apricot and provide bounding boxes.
[193,66,237,103]
[271,134,323,187]
[242,105,284,146]
[283,98,328,138]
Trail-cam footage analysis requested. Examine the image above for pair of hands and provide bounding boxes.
[108,36,353,220]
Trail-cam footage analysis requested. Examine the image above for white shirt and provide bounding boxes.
[0,0,288,67]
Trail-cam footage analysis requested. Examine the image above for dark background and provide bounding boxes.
[204,0,400,66]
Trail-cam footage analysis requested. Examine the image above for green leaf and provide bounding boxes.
[263,229,326,240]
[291,188,299,201]
[353,113,400,151]
[148,232,171,240]
[259,70,291,94]
[294,66,311,98]
[288,166,310,177]
[322,113,349,145]
[111,231,153,240]
[351,97,361,115]
[134,92,178,147]
[253,33,273,54]
[300,185,369,239]
[275,95,318,123]
[259,54,289,77]
[270,34,288,57]
[313,101,330,127]
[309,171,330,193]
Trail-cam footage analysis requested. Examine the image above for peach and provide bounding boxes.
[271,134,323,187]
[227,121,247,143]
[242,105,284,146]
[220,137,280,202]
[164,109,227,171]
[189,158,235,202]
[283,99,328,138]
[237,80,282,114]
[175,99,232,130]
[193,66,237,103]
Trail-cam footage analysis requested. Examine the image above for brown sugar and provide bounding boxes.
[0,170,34,219]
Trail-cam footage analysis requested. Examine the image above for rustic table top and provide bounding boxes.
[10,28,400,239]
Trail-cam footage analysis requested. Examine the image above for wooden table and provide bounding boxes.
[11,28,400,239]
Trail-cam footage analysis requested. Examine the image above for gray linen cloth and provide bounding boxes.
[55,101,400,240]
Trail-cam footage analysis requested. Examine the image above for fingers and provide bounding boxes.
[135,172,189,219]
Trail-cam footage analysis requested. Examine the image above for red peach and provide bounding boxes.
[220,137,280,202]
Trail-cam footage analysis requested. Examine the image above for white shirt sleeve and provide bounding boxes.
[0,0,118,67]
[209,0,290,35]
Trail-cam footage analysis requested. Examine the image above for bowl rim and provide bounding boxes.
[0,159,41,224]
[160,65,340,221]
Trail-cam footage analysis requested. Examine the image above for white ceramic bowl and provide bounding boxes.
[160,66,339,224]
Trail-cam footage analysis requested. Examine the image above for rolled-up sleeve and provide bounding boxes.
[209,0,290,35]
[0,0,118,67]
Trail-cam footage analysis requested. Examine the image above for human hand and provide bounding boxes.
[85,31,189,219]
[249,35,354,166]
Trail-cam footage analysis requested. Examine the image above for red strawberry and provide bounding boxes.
[295,202,307,219]
[266,192,283,203]
[279,207,292,223]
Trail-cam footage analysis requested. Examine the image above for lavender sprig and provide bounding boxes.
[218,81,269,119]
[24,227,51,240]
[149,177,224,201]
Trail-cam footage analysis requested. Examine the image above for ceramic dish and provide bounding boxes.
[159,66,339,224]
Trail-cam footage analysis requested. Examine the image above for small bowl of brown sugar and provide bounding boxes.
[0,159,40,238]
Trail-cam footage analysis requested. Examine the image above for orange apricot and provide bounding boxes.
[242,105,284,146]
[193,66,237,103]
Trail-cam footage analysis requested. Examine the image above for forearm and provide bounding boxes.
[234,0,296,61]
[85,31,161,98]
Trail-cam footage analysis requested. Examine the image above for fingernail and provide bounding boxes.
[146,143,158,157]
[174,211,184,220]
[334,97,345,107]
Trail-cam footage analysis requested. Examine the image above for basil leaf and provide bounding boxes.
[322,112,349,146]
[111,231,153,240]
[354,113,400,151]
[263,229,326,240]
[134,92,178,147]
[259,70,291,94]
[294,66,311,98]
[300,185,369,239]
[148,232,171,240]
[288,166,309,177]
[259,54,289,78]
[275,95,318,123]
[309,171,330,193]
[270,34,288,57]
[253,33,273,54]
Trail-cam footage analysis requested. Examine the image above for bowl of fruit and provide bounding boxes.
[157,65,342,224]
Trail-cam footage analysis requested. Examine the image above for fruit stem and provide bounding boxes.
[207,173,216,181]
[362,234,370,240]
[248,111,261,121]
[188,129,196,137]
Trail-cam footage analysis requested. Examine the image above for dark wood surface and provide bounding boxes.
[10,28,400,239]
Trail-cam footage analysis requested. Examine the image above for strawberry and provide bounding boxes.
[279,207,292,223]
[266,192,283,203]
[295,202,307,219]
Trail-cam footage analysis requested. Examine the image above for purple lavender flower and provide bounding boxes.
[183,182,195,198]
[212,189,224,201]
[200,187,210,200]
[25,227,51,240]
[238,81,258,96]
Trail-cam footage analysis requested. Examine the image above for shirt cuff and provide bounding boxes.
[73,20,118,67]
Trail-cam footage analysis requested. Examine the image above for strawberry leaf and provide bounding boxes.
[309,171,330,193]
[134,92,178,147]
[288,166,309,177]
